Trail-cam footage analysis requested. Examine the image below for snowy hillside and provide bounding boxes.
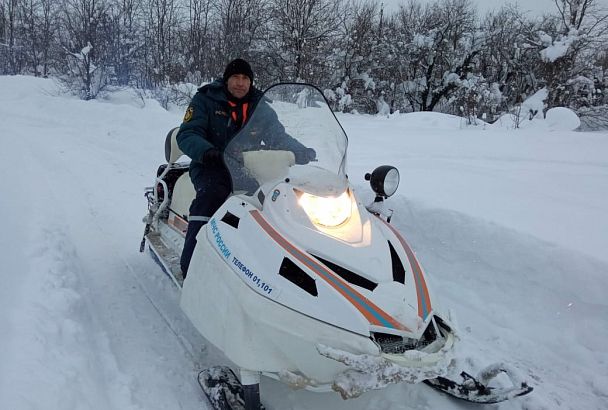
[1,76,607,410]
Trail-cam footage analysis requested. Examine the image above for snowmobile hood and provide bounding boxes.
[252,187,436,338]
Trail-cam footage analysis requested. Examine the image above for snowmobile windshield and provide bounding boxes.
[223,83,348,194]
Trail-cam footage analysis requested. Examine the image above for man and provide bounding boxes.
[176,58,315,276]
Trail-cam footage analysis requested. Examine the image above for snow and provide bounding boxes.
[70,42,93,60]
[540,32,578,63]
[545,107,581,131]
[493,106,581,131]
[316,342,453,399]
[1,75,608,410]
[522,88,548,119]
[491,88,578,130]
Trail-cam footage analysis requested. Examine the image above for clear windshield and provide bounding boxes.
[223,83,348,193]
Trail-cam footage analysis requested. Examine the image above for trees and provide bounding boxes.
[477,6,540,119]
[182,0,212,84]
[537,0,608,108]
[58,0,115,99]
[101,0,144,87]
[265,0,344,84]
[1,0,606,123]
[323,0,382,113]
[0,0,58,77]
[0,0,23,75]
[377,0,482,113]
[142,0,181,87]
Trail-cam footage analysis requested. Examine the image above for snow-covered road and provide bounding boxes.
[0,79,207,409]
[1,76,606,410]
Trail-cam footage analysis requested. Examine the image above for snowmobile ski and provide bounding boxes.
[423,365,533,404]
[197,366,265,410]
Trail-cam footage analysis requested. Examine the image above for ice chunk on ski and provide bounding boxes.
[423,362,533,404]
[317,343,452,399]
[317,344,531,403]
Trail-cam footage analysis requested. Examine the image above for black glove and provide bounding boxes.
[202,148,222,165]
[295,147,317,165]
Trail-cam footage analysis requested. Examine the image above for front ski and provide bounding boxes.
[197,366,265,410]
[424,364,533,404]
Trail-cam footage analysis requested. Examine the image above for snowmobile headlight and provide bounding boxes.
[298,190,353,227]
[365,165,400,198]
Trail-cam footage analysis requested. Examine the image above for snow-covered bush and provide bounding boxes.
[139,82,201,110]
[450,75,504,124]
[376,95,390,117]
[60,42,110,100]
[577,105,608,130]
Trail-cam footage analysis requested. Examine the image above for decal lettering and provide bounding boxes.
[232,256,273,295]
[209,219,231,259]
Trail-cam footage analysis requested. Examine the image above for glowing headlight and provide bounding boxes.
[298,190,353,227]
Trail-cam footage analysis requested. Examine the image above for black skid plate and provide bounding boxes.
[424,369,533,404]
[197,366,265,410]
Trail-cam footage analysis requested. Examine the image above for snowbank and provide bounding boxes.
[492,106,581,131]
[338,110,487,132]
[490,88,580,131]
[545,107,581,130]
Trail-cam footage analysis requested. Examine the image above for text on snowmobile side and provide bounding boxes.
[209,219,232,259]
[232,256,273,295]
[209,218,274,296]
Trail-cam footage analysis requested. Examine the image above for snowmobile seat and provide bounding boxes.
[165,127,185,164]
[161,127,194,230]
[171,174,195,223]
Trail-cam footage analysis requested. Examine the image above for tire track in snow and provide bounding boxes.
[8,109,209,409]
[0,225,138,409]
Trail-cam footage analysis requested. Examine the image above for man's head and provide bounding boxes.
[223,58,253,100]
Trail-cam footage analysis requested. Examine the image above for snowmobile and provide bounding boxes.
[141,83,533,409]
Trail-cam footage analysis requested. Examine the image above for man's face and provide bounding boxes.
[226,74,251,99]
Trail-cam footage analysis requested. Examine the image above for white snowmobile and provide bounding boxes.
[141,83,532,409]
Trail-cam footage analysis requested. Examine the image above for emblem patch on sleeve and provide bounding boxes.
[183,106,194,122]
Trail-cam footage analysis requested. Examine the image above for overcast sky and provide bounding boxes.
[380,0,608,17]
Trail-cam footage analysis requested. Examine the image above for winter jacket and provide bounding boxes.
[176,80,258,180]
[177,79,310,183]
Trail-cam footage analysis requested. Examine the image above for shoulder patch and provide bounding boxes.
[183,106,194,122]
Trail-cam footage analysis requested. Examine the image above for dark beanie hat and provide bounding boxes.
[223,58,254,83]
